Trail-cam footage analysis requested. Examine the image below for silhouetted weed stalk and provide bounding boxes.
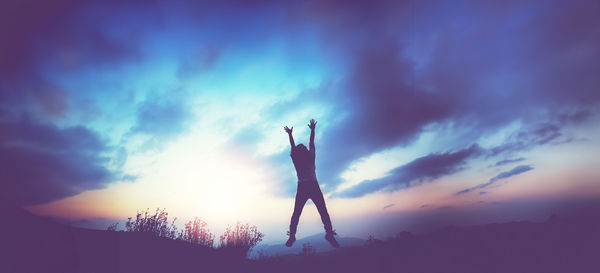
[180,217,215,248]
[109,208,263,257]
[125,208,178,239]
[219,221,265,258]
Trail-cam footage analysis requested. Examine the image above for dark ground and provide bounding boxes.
[1,203,599,273]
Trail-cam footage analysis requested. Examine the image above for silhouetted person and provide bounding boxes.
[284,119,339,248]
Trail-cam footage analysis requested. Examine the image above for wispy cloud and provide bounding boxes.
[457,165,534,195]
[335,145,482,198]
[493,157,526,167]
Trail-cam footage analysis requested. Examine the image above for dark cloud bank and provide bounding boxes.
[0,0,155,206]
[274,0,599,196]
[0,115,114,206]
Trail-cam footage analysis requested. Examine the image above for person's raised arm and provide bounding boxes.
[284,126,295,150]
[308,119,317,152]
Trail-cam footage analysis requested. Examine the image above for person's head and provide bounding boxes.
[293,144,311,162]
[295,144,308,153]
[294,144,310,159]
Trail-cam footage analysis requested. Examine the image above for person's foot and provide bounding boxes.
[325,231,340,248]
[285,234,296,247]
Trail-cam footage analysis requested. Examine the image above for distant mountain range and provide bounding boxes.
[251,233,365,258]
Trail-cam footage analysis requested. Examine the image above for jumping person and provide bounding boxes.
[284,119,339,248]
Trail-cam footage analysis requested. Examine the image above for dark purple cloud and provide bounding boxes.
[487,123,567,157]
[456,165,534,195]
[0,115,116,206]
[0,0,158,122]
[280,0,600,192]
[0,0,152,75]
[335,145,482,198]
[0,0,155,206]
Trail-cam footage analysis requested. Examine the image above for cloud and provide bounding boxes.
[121,174,139,182]
[0,115,117,206]
[457,165,534,195]
[335,145,482,198]
[0,0,158,124]
[0,0,150,77]
[493,157,526,167]
[130,94,193,141]
[177,46,221,79]
[0,0,151,206]
[383,203,396,209]
[493,165,535,181]
[239,0,598,195]
[488,124,562,156]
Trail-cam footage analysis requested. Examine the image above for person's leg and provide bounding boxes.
[310,182,339,248]
[289,193,309,235]
[287,187,308,247]
[310,186,333,233]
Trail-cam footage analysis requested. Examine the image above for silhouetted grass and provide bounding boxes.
[218,221,264,258]
[110,208,263,258]
[125,208,178,239]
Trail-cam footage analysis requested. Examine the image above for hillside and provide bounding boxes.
[252,212,600,273]
[0,204,229,273]
[1,203,599,273]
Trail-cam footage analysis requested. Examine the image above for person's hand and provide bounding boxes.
[284,126,293,134]
[308,119,317,130]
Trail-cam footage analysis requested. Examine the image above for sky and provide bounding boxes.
[1,0,599,243]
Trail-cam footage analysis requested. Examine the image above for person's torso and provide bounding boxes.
[291,150,316,182]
